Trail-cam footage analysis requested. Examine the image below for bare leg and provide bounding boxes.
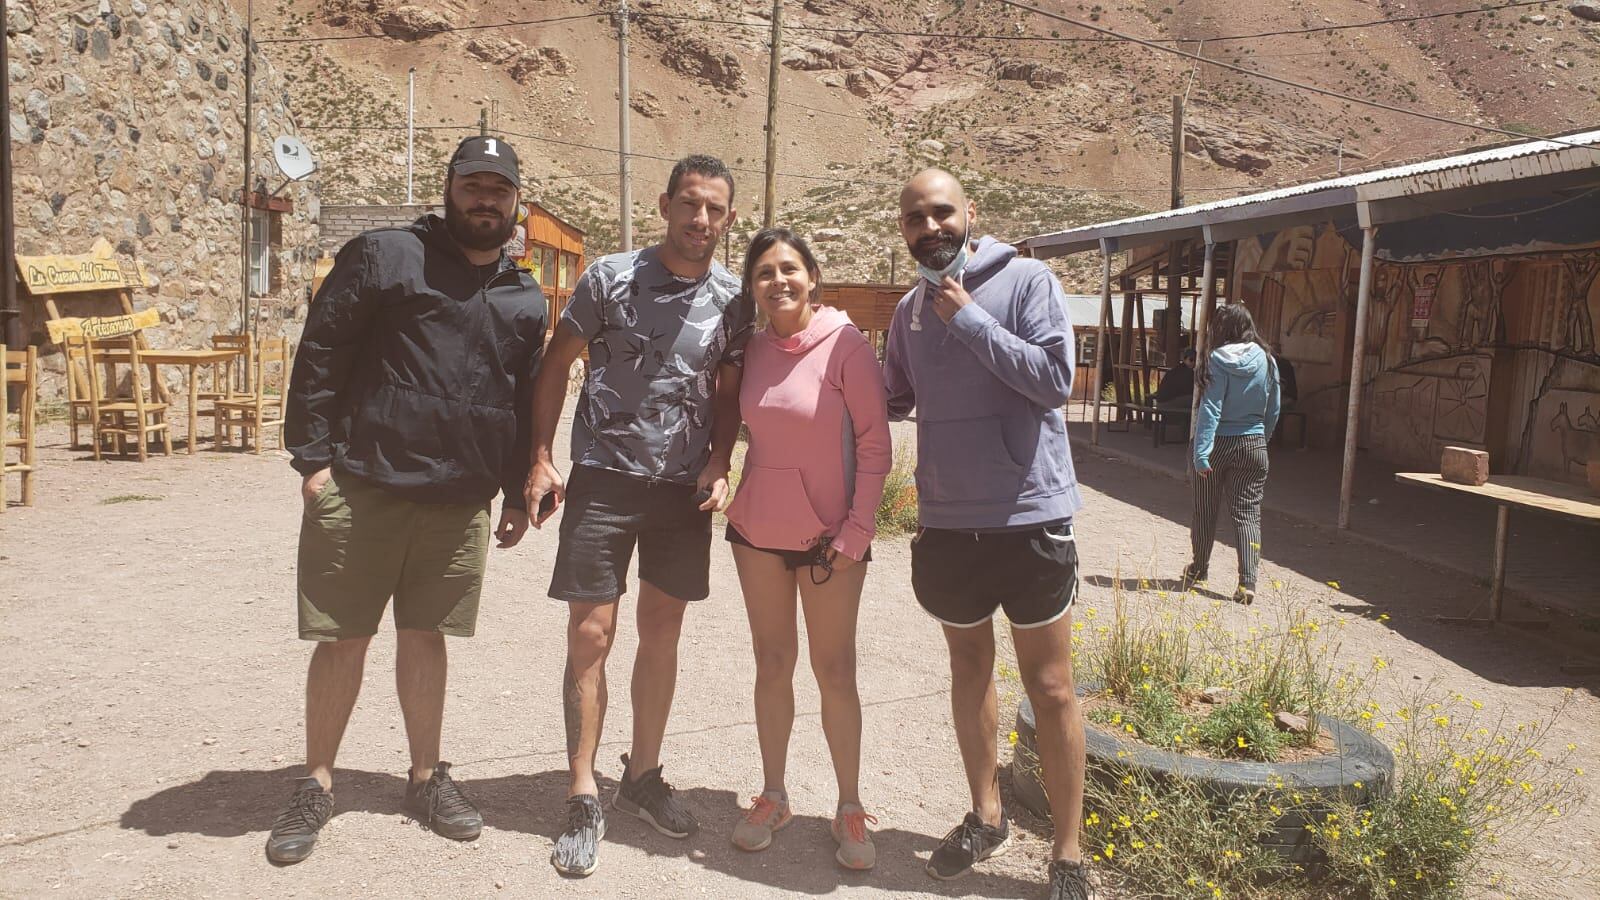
[942,622,1002,827]
[565,600,620,798]
[395,629,447,782]
[628,580,689,774]
[731,544,800,794]
[305,636,373,790]
[1012,613,1086,863]
[798,559,867,809]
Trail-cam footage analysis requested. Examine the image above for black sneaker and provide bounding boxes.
[264,777,334,864]
[1181,563,1208,592]
[1049,858,1094,900]
[403,762,483,841]
[613,752,697,838]
[551,794,606,877]
[926,810,1010,880]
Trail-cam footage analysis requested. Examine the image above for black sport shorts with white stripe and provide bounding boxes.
[910,523,1079,629]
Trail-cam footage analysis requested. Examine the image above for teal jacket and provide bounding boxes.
[1193,342,1281,471]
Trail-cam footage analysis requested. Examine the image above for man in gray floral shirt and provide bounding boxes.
[524,155,749,877]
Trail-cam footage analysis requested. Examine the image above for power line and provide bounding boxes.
[254,0,1552,47]
[990,0,1594,151]
[629,0,1553,46]
[257,12,603,44]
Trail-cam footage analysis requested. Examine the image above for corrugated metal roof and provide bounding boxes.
[1063,295,1195,330]
[1022,128,1600,254]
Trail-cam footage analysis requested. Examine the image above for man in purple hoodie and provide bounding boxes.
[884,169,1092,900]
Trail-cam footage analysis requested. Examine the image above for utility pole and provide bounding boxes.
[1,0,20,349]
[762,0,782,227]
[617,0,633,253]
[406,67,415,204]
[1336,138,1344,175]
[478,107,488,137]
[888,246,896,285]
[1164,94,1184,364]
[240,0,255,353]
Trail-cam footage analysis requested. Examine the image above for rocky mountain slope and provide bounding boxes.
[250,0,1600,287]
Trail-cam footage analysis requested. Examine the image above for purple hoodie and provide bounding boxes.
[883,236,1083,530]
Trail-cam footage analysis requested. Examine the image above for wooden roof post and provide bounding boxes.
[1187,230,1217,481]
[1339,202,1379,530]
[1091,237,1113,444]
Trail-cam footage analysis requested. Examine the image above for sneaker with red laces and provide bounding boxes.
[730,790,792,851]
[831,804,878,870]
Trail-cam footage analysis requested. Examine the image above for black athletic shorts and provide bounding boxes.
[725,523,872,569]
[910,522,1078,629]
[548,465,713,604]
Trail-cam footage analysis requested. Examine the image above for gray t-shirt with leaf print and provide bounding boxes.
[561,246,750,484]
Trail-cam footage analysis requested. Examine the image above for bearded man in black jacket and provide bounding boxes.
[267,136,547,864]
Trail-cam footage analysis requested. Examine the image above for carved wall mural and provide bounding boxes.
[1234,223,1600,485]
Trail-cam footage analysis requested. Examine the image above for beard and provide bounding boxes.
[669,227,718,265]
[910,226,966,270]
[444,194,517,252]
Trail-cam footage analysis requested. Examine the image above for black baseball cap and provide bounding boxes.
[450,135,520,189]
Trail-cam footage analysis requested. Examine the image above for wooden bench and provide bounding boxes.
[1110,402,1189,447]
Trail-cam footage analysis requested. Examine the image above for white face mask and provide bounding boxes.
[915,208,971,285]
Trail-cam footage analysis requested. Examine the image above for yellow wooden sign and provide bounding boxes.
[44,308,162,344]
[16,250,152,296]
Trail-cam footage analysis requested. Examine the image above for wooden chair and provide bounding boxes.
[85,335,172,462]
[62,335,96,450]
[200,333,252,405]
[214,337,290,453]
[2,344,38,509]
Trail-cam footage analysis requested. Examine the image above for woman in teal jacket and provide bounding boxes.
[1184,304,1280,605]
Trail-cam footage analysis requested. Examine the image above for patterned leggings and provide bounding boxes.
[1191,434,1270,588]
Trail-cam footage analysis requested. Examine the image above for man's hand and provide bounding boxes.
[524,459,565,528]
[931,275,973,324]
[696,458,731,512]
[495,507,530,548]
[1196,462,1212,478]
[301,467,332,503]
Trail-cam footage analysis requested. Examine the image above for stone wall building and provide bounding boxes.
[7,0,319,400]
[318,203,438,256]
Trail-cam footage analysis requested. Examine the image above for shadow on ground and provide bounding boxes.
[1071,447,1600,693]
[121,766,1053,898]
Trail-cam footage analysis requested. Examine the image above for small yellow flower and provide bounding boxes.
[1326,580,1341,589]
[1008,730,1019,746]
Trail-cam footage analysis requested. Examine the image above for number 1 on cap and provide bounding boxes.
[484,138,499,157]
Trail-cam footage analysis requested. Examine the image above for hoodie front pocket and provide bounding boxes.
[727,465,830,548]
[917,416,1025,505]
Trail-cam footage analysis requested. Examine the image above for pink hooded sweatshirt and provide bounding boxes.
[725,305,892,562]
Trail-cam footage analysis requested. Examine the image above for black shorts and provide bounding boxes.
[725,523,872,569]
[910,522,1078,629]
[548,465,713,604]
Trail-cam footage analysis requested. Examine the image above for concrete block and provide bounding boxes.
[1441,446,1489,486]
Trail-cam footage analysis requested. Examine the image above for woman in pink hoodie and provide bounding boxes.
[723,228,892,869]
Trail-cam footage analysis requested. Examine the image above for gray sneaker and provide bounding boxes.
[551,794,606,877]
[614,753,698,838]
[265,777,333,864]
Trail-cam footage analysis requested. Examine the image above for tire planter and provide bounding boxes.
[1012,692,1395,868]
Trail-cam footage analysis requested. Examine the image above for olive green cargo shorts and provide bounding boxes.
[297,471,491,641]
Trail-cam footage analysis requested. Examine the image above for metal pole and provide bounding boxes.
[1338,218,1378,530]
[240,0,255,370]
[406,67,415,204]
[617,0,632,253]
[1187,233,1217,479]
[888,247,896,285]
[478,107,487,137]
[0,0,20,349]
[1091,238,1113,444]
[1170,95,1184,210]
[762,0,783,227]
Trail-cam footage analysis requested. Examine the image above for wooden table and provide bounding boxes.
[1395,473,1600,627]
[139,349,246,455]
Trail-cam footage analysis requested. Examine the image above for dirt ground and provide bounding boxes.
[1,417,1596,899]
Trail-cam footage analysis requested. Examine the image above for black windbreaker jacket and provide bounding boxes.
[286,215,547,509]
